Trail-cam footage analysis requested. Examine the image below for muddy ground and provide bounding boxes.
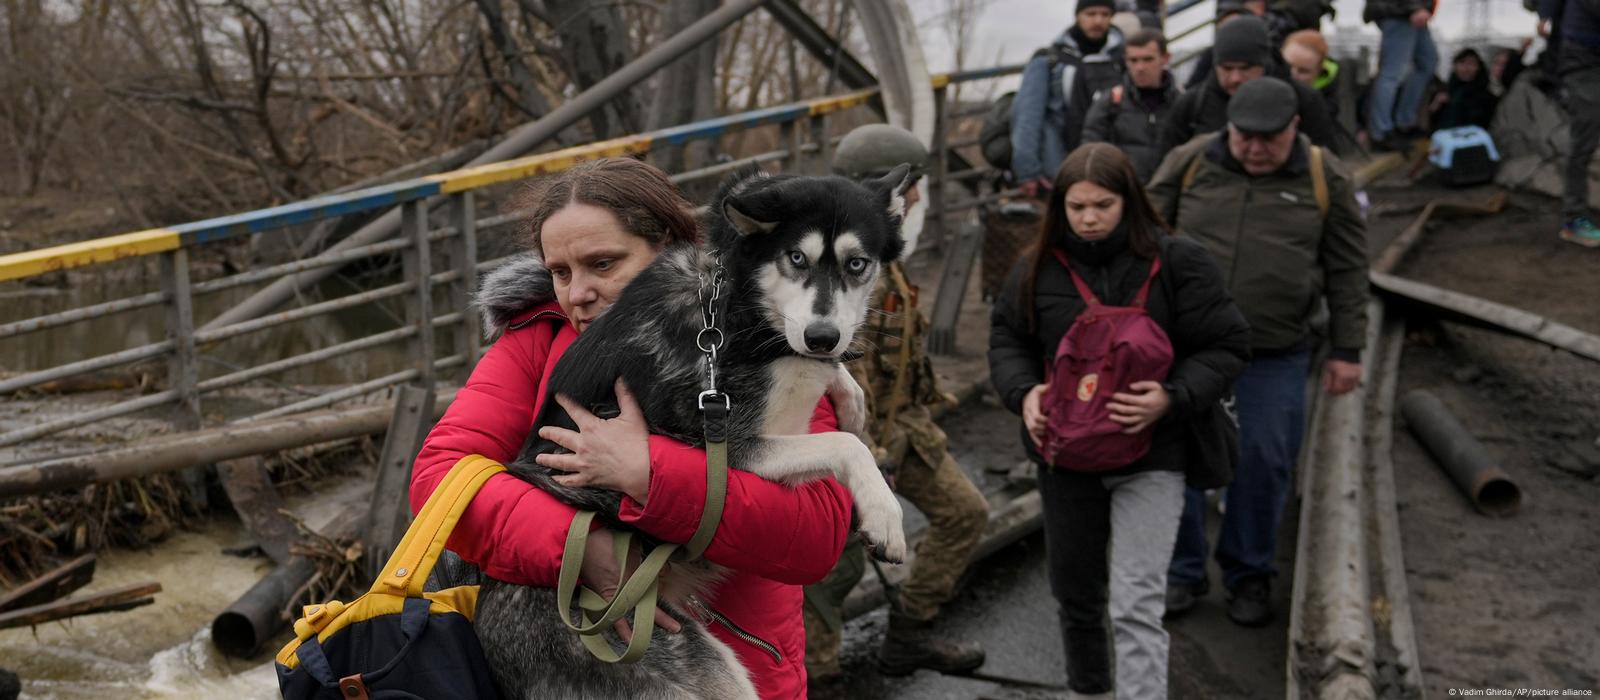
[810,396,1294,700]
[1374,185,1600,695]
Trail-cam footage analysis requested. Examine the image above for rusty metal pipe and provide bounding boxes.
[212,510,364,657]
[1399,390,1522,517]
[211,556,317,657]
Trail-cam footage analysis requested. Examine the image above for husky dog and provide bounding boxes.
[473,166,915,698]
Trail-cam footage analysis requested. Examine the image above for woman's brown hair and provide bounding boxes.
[510,157,700,255]
[1017,143,1169,332]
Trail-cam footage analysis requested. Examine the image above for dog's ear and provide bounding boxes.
[722,194,779,237]
[868,164,915,224]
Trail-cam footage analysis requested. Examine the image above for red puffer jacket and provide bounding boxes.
[409,301,854,699]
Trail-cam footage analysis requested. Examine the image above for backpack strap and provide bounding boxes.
[372,454,506,598]
[1180,151,1205,194]
[1052,249,1101,305]
[1131,257,1164,308]
[1053,248,1164,308]
[1309,145,1330,219]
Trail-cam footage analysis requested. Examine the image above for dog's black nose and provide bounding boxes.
[803,324,840,353]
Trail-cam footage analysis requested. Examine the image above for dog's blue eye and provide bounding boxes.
[847,258,869,274]
[788,251,807,267]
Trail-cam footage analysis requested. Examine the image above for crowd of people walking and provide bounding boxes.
[395,0,1597,697]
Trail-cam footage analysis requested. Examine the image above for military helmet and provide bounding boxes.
[832,123,929,180]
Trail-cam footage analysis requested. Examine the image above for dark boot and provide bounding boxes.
[1226,575,1274,627]
[876,612,986,676]
[1164,577,1209,618]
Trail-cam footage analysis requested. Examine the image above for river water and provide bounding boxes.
[0,472,374,697]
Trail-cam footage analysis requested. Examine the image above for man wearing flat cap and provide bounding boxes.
[1146,77,1369,628]
[1009,0,1126,197]
[1154,15,1341,164]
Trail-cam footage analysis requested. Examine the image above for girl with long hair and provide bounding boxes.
[988,143,1251,699]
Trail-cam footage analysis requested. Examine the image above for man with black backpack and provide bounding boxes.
[1146,78,1369,627]
[1006,0,1127,197]
[1082,29,1181,182]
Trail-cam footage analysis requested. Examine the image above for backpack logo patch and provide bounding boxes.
[1077,373,1100,402]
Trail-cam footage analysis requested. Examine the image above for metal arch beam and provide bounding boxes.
[762,0,876,92]
[200,0,768,333]
[764,0,981,198]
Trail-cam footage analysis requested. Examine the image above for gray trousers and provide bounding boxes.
[1039,466,1187,699]
[1563,66,1600,220]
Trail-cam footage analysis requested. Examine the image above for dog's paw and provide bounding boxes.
[827,365,868,437]
[853,483,907,565]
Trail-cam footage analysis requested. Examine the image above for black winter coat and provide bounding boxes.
[1155,68,1344,165]
[988,227,1252,476]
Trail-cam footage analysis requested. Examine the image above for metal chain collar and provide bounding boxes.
[696,256,730,410]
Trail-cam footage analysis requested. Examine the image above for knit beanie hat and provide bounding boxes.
[1213,15,1272,66]
[1077,0,1116,14]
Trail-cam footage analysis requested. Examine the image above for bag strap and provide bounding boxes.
[882,262,919,430]
[1052,248,1101,306]
[1180,149,1205,194]
[371,454,506,598]
[1131,257,1163,308]
[1052,248,1163,308]
[1309,145,1330,219]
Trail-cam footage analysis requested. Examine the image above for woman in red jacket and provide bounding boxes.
[409,158,855,698]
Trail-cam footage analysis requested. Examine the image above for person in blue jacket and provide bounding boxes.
[1010,0,1126,198]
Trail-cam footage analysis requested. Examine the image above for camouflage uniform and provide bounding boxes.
[802,261,989,678]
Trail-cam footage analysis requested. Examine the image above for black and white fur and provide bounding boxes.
[474,166,914,699]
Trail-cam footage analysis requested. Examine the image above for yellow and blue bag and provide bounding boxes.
[275,455,505,699]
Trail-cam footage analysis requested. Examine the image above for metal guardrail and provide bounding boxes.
[0,65,1023,451]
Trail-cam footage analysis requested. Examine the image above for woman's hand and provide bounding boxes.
[536,378,652,504]
[1108,381,1171,435]
[1022,383,1050,446]
[580,527,681,640]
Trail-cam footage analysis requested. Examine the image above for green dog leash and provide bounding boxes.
[554,256,731,663]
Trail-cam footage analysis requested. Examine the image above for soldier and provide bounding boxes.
[803,123,990,686]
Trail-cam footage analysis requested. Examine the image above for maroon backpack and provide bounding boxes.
[1039,250,1175,471]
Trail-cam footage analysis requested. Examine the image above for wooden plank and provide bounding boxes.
[1370,192,1508,274]
[927,223,983,356]
[0,582,161,630]
[0,555,96,613]
[363,385,437,578]
[217,457,297,565]
[0,389,457,499]
[1370,270,1600,363]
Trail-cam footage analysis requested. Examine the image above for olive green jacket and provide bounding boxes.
[1147,133,1369,356]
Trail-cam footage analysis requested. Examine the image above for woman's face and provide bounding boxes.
[1455,55,1481,82]
[540,203,661,333]
[1064,181,1124,241]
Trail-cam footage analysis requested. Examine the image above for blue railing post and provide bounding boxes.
[401,200,436,388]
[159,248,201,431]
[160,246,208,503]
[929,83,950,251]
[450,191,481,374]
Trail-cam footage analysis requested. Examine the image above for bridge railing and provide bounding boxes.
[0,65,1023,453]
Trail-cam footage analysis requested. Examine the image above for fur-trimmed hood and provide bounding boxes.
[475,253,555,339]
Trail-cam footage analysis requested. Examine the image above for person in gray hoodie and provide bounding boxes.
[1539,0,1600,246]
[1010,0,1127,197]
